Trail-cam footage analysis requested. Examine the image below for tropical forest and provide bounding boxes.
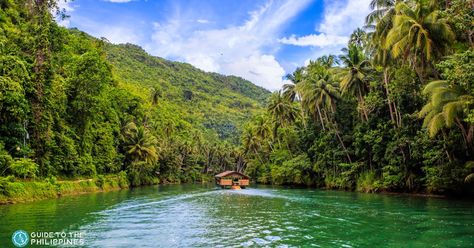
[243,0,474,195]
[0,0,473,246]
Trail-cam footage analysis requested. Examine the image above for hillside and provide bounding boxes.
[103,42,269,142]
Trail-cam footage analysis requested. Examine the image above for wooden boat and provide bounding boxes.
[215,171,250,189]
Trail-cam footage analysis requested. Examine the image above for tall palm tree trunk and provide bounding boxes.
[384,68,395,124]
[357,87,369,121]
[316,105,326,130]
[383,68,402,127]
[335,129,352,163]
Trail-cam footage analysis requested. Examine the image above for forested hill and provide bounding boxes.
[0,0,269,187]
[102,41,269,142]
[106,42,269,102]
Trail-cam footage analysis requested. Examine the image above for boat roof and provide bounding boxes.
[215,170,249,179]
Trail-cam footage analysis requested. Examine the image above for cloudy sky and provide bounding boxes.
[58,0,372,90]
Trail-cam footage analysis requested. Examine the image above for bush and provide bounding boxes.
[47,176,57,185]
[10,158,38,179]
[96,175,106,188]
[0,153,13,176]
[357,171,382,193]
[382,165,404,190]
[117,171,129,188]
[270,154,311,185]
[0,143,13,176]
[0,176,16,196]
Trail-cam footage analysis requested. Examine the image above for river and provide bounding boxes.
[0,184,473,247]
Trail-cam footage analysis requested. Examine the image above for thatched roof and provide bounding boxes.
[215,170,249,179]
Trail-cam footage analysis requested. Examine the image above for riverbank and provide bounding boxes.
[0,173,218,204]
[1,175,458,205]
[0,173,130,204]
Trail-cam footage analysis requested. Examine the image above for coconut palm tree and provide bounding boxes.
[297,66,340,130]
[365,1,405,127]
[366,0,397,27]
[123,122,158,164]
[241,124,267,164]
[297,67,352,162]
[338,44,372,121]
[253,115,271,140]
[267,91,298,140]
[150,87,161,105]
[365,0,407,66]
[317,55,338,68]
[283,67,304,102]
[384,0,455,77]
[419,80,474,146]
[350,28,368,48]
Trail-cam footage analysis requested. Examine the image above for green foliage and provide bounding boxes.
[10,158,38,179]
[0,0,269,190]
[0,142,13,176]
[443,0,474,47]
[240,0,474,195]
[1,0,472,197]
[357,171,382,193]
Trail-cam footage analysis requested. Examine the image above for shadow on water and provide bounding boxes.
[1,184,473,247]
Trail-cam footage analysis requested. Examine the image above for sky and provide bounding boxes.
[57,0,372,90]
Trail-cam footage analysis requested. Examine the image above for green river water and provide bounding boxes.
[0,184,473,247]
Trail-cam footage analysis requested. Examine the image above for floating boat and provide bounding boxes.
[215,171,250,189]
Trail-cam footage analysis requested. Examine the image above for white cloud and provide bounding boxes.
[279,33,347,47]
[71,15,143,44]
[99,26,142,44]
[318,0,371,36]
[279,0,371,48]
[281,0,372,69]
[196,19,210,24]
[147,0,312,90]
[226,54,289,90]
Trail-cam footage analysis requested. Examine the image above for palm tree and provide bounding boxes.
[365,1,404,127]
[350,28,368,48]
[123,122,158,164]
[297,66,352,162]
[419,80,473,146]
[366,0,397,27]
[384,1,455,77]
[267,91,298,140]
[150,87,161,105]
[253,115,271,140]
[241,124,267,164]
[297,69,340,130]
[338,44,372,121]
[283,67,304,102]
[317,55,338,68]
[365,0,399,69]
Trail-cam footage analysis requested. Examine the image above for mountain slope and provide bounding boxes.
[104,42,270,142]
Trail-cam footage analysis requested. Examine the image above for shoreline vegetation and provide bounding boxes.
[1,178,450,205]
[0,174,130,204]
[1,0,473,204]
[0,174,217,205]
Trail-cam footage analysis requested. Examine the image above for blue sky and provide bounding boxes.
[57,0,371,90]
